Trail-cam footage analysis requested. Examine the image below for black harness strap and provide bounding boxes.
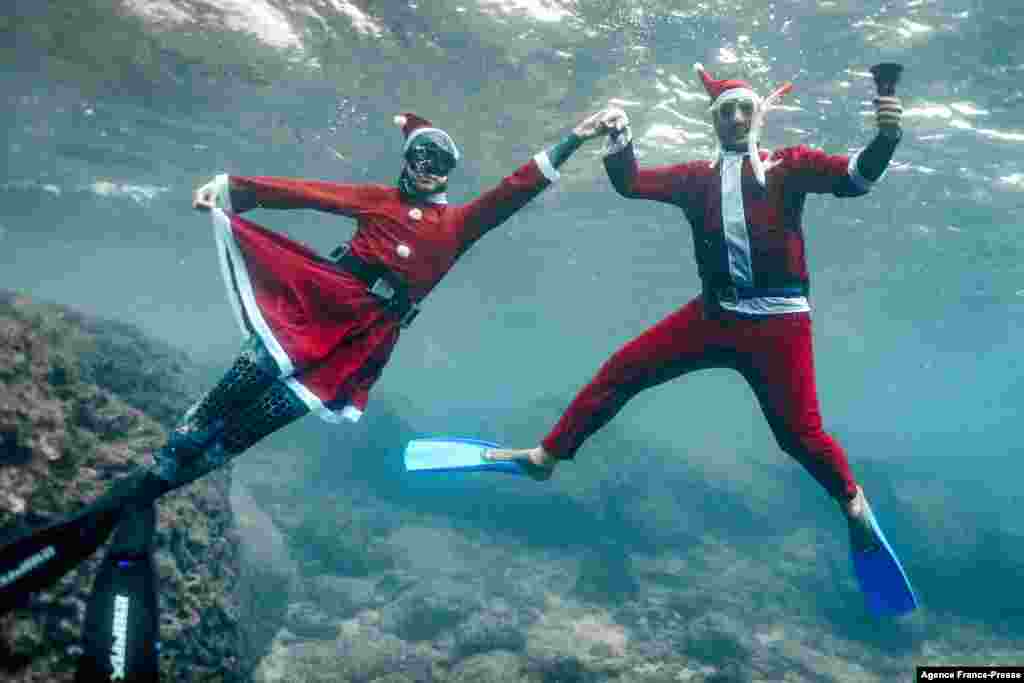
[328,245,420,328]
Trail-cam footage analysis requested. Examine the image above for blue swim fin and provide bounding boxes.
[851,499,919,617]
[404,437,528,476]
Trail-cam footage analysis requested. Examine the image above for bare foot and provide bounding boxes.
[483,446,557,481]
[841,486,883,553]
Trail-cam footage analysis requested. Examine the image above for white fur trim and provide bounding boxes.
[211,208,294,376]
[216,174,234,212]
[710,88,761,110]
[403,127,460,160]
[720,153,754,285]
[284,378,363,423]
[394,114,408,127]
[847,149,879,192]
[749,144,767,187]
[533,151,560,182]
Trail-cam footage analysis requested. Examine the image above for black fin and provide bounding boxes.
[0,471,163,615]
[0,504,122,614]
[75,502,160,682]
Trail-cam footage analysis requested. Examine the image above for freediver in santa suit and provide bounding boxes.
[485,64,905,555]
[0,109,614,609]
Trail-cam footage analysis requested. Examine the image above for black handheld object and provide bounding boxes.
[869,63,903,96]
[75,503,160,683]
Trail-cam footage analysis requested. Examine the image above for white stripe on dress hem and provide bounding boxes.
[210,208,362,423]
[285,378,363,423]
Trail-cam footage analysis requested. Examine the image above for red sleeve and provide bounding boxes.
[603,143,699,207]
[452,157,552,247]
[229,176,381,216]
[774,146,858,196]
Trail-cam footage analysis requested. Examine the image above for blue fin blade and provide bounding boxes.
[404,437,527,476]
[851,503,919,616]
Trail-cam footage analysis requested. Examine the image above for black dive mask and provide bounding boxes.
[398,131,458,199]
[405,142,457,178]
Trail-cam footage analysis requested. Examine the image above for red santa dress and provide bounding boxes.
[207,149,560,424]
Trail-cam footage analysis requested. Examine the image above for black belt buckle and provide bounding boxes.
[328,243,350,263]
[368,277,396,301]
[399,305,420,329]
[717,285,739,305]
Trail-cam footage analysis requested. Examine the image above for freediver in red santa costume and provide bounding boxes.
[0,110,614,610]
[485,64,905,554]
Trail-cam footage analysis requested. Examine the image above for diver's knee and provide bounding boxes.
[217,380,309,456]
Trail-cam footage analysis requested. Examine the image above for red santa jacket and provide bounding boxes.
[603,142,870,293]
[228,156,556,303]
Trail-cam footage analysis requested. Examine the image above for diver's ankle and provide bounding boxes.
[838,486,864,519]
[532,446,557,468]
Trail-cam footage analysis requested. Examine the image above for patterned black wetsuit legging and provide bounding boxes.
[148,334,310,498]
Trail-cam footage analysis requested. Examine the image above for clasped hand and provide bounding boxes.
[192,177,222,211]
[573,107,630,141]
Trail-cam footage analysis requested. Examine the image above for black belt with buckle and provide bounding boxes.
[703,281,809,314]
[328,244,420,328]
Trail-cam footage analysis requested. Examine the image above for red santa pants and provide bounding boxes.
[541,297,858,501]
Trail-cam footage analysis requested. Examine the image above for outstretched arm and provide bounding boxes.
[453,111,608,245]
[192,174,373,217]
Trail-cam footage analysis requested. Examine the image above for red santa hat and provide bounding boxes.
[393,112,460,161]
[694,63,761,108]
[694,63,793,186]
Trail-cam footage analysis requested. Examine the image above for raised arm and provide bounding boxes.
[192,173,376,217]
[599,109,687,204]
[453,111,609,246]
[781,94,903,197]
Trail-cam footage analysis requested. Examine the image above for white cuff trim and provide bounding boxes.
[534,151,560,182]
[711,88,761,109]
[847,150,881,192]
[603,126,633,157]
[213,173,233,211]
